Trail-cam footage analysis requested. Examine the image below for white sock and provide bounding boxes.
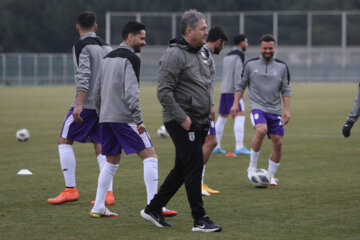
[234,116,245,150]
[215,116,228,149]
[249,149,260,169]
[97,154,113,192]
[58,144,76,187]
[143,158,158,204]
[268,159,280,178]
[93,161,119,212]
[201,164,206,185]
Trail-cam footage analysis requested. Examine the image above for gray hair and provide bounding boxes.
[180,9,206,35]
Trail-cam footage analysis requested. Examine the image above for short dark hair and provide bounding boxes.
[206,26,228,43]
[77,11,96,30]
[122,21,146,40]
[260,34,276,44]
[233,34,247,45]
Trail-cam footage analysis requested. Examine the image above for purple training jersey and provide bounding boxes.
[250,109,284,138]
[60,107,100,143]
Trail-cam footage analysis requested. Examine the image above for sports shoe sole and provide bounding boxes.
[47,198,79,204]
[192,227,222,232]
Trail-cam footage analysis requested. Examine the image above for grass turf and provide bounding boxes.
[0,83,360,240]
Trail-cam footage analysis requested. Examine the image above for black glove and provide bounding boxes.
[342,121,354,138]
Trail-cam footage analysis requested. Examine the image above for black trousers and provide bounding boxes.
[148,117,209,220]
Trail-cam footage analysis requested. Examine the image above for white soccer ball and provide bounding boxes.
[249,169,270,188]
[16,129,30,142]
[157,125,169,138]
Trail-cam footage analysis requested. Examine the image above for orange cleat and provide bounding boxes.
[91,191,115,206]
[162,207,178,218]
[47,187,79,204]
[202,184,220,194]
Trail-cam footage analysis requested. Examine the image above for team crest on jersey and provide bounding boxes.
[188,132,195,142]
[272,71,278,76]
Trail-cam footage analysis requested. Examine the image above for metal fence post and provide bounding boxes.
[34,54,38,85]
[2,54,6,85]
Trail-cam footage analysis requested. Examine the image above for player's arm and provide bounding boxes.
[73,48,91,123]
[343,84,360,137]
[282,96,290,125]
[124,59,144,133]
[93,64,102,117]
[280,64,291,125]
[231,90,244,118]
[231,62,248,118]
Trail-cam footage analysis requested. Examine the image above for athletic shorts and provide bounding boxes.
[208,120,216,136]
[250,109,284,138]
[218,93,245,115]
[100,122,153,156]
[60,107,100,143]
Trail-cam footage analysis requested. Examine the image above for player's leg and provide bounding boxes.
[201,129,219,195]
[268,134,282,186]
[247,110,268,179]
[137,147,159,205]
[213,93,232,153]
[90,123,121,217]
[234,98,250,155]
[91,154,120,218]
[214,114,228,153]
[141,120,186,227]
[266,114,285,186]
[91,142,115,205]
[48,108,81,204]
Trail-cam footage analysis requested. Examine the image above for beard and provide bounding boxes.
[133,45,142,53]
[262,52,274,60]
[214,45,221,55]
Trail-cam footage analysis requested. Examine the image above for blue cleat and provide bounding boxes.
[234,147,251,155]
[212,148,226,154]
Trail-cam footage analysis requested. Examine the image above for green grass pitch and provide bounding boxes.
[0,83,360,240]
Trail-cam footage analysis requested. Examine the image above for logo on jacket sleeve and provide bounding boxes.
[188,132,195,142]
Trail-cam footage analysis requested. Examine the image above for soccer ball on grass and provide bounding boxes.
[249,169,270,188]
[16,129,30,142]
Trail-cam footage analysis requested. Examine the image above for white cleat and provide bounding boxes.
[270,177,279,186]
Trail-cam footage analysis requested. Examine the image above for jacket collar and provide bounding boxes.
[119,43,135,53]
[169,36,202,53]
[80,32,97,40]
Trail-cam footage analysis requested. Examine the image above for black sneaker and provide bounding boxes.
[192,215,222,232]
[140,208,173,227]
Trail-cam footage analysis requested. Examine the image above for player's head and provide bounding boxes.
[233,34,248,51]
[76,11,97,32]
[181,9,208,48]
[260,34,276,60]
[206,26,227,55]
[122,21,146,53]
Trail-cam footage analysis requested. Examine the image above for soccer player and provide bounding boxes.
[48,11,115,205]
[342,84,360,138]
[231,34,291,186]
[201,26,227,196]
[91,21,177,218]
[213,34,251,156]
[140,9,221,232]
